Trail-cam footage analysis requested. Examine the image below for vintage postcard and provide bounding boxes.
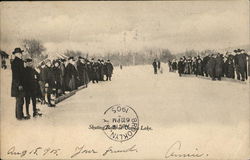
[0,1,249,159]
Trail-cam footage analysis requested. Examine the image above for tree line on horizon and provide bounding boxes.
[12,38,248,66]
[19,38,177,66]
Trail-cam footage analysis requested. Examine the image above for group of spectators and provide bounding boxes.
[168,49,249,81]
[10,47,114,120]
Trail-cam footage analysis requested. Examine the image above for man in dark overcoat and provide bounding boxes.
[77,57,85,86]
[99,60,105,81]
[202,55,210,77]
[23,58,42,118]
[11,48,26,120]
[82,58,89,86]
[227,54,235,79]
[196,58,203,76]
[177,57,184,77]
[215,53,224,80]
[238,50,248,81]
[43,59,56,107]
[92,60,100,83]
[106,60,114,81]
[172,60,177,72]
[59,59,66,94]
[157,60,161,69]
[103,61,108,79]
[52,60,62,97]
[88,58,96,83]
[207,54,216,80]
[152,59,157,74]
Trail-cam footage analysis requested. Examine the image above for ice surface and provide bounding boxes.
[0,64,249,159]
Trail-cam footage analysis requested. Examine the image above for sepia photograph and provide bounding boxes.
[0,1,249,159]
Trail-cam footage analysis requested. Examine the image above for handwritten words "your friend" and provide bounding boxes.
[6,145,138,158]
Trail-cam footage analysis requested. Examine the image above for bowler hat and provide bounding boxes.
[61,58,66,62]
[12,48,24,54]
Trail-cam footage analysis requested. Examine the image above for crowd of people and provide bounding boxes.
[10,47,114,120]
[168,49,249,81]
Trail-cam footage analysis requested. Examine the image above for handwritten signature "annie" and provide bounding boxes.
[165,141,208,159]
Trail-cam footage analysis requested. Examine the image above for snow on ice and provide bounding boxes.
[0,63,249,159]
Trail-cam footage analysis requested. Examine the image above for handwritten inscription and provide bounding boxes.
[6,142,209,159]
[102,145,138,156]
[7,146,60,158]
[165,141,208,159]
[70,145,98,158]
[7,145,138,158]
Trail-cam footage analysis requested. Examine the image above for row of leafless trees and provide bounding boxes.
[21,39,177,66]
[20,38,250,65]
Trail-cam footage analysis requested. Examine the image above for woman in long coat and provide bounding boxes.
[215,54,224,80]
[52,60,62,97]
[65,57,78,91]
[207,55,216,80]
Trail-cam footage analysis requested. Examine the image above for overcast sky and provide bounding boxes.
[0,1,249,55]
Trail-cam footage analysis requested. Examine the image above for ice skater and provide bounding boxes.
[152,59,158,74]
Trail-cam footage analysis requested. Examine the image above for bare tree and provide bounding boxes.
[22,39,46,58]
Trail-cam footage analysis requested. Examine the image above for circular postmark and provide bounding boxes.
[103,104,139,142]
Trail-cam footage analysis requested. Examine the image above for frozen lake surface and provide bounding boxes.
[1,64,249,159]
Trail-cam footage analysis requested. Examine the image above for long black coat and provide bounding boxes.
[39,67,46,82]
[59,63,66,91]
[92,62,100,80]
[23,67,42,97]
[11,57,26,97]
[152,61,157,69]
[65,63,78,91]
[237,53,248,71]
[103,63,108,75]
[172,62,177,70]
[215,55,223,77]
[53,66,62,89]
[43,66,56,89]
[106,62,113,76]
[77,61,85,85]
[177,61,184,74]
[78,62,89,85]
[98,63,104,80]
[227,57,235,78]
[86,63,93,81]
[82,63,89,85]
[202,56,210,74]
[207,57,216,78]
